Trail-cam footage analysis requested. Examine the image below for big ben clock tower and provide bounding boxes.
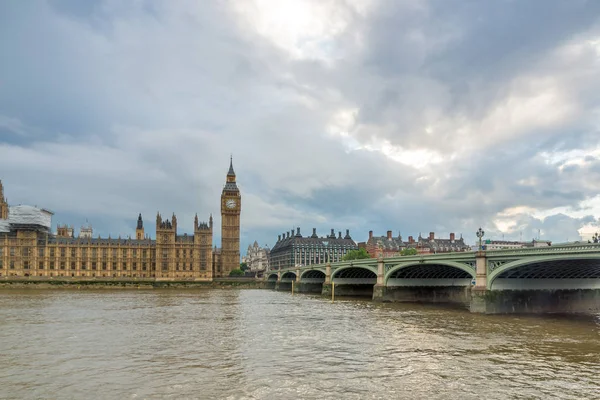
[219,157,241,277]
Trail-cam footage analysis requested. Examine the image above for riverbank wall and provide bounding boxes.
[0,277,265,290]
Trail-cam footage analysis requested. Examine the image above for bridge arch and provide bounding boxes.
[300,269,326,279]
[267,273,278,281]
[488,254,600,290]
[300,269,326,283]
[332,266,377,285]
[280,271,297,282]
[332,264,377,277]
[385,261,475,285]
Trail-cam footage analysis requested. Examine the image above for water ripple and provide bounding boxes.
[0,289,598,399]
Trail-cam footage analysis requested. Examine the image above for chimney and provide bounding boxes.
[312,228,317,238]
[345,229,351,239]
[296,227,300,236]
[387,230,392,240]
[338,231,342,239]
[408,236,414,243]
[278,235,281,241]
[450,233,455,242]
[331,228,335,238]
[369,230,373,240]
[429,232,435,240]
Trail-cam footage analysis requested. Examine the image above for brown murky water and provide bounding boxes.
[0,289,598,399]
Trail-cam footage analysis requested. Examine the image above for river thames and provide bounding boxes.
[0,289,598,399]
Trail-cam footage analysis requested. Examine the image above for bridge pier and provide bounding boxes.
[277,281,293,291]
[470,251,489,313]
[373,285,471,307]
[471,288,600,314]
[321,263,333,296]
[265,280,276,289]
[295,282,322,293]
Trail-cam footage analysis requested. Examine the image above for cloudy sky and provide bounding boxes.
[1,0,600,252]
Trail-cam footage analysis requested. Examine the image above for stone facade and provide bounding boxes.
[269,228,357,270]
[0,160,240,281]
[365,231,469,258]
[218,157,241,277]
[243,241,270,272]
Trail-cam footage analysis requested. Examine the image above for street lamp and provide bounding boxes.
[476,227,485,251]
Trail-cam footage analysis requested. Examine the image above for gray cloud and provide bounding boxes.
[0,0,599,251]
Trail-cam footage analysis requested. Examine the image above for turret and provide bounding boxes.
[0,180,8,219]
[195,214,213,231]
[136,213,145,240]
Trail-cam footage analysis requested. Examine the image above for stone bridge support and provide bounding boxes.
[373,257,386,300]
[470,251,489,313]
[469,252,600,314]
[321,264,333,296]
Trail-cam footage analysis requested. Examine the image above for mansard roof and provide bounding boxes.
[368,236,407,250]
[367,233,469,251]
[224,181,239,192]
[271,230,357,253]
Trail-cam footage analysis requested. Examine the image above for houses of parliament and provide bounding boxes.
[0,159,241,281]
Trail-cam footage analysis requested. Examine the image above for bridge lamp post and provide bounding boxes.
[476,227,485,251]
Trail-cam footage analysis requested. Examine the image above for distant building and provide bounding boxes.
[0,158,240,281]
[481,240,526,250]
[79,224,93,239]
[365,231,469,257]
[364,231,406,258]
[56,225,74,238]
[528,239,552,248]
[269,228,357,270]
[243,241,270,272]
[480,239,552,251]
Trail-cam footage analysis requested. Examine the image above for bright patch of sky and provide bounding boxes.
[1,0,600,249]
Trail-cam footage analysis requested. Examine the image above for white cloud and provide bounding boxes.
[1,0,600,250]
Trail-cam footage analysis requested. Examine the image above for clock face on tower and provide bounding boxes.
[226,199,237,209]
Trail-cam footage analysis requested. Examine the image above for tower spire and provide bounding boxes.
[227,155,235,177]
[0,180,8,219]
[136,213,145,240]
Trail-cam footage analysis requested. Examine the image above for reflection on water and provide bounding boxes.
[0,289,598,399]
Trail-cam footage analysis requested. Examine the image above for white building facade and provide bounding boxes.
[243,241,270,272]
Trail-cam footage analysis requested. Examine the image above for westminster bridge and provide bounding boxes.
[265,243,600,314]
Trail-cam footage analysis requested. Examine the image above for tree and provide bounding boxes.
[342,248,371,261]
[239,262,249,271]
[229,269,244,277]
[401,248,418,256]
